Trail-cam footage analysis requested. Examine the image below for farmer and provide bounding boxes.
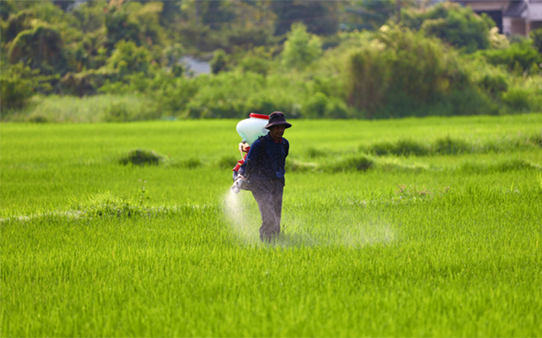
[238,111,292,242]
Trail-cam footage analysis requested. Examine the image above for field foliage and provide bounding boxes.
[2,1,542,120]
[1,114,542,336]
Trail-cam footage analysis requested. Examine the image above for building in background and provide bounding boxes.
[453,0,542,36]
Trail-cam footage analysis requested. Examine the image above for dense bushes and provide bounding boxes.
[402,2,495,53]
[362,134,542,157]
[119,149,165,166]
[152,71,308,119]
[0,62,53,110]
[281,23,322,70]
[105,40,153,76]
[2,1,542,120]
[346,26,482,118]
[477,40,541,72]
[531,27,542,55]
[59,68,119,96]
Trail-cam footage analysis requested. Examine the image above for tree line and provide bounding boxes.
[1,0,541,120]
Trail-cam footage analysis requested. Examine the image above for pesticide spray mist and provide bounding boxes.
[223,190,261,244]
[222,188,319,247]
[223,189,396,247]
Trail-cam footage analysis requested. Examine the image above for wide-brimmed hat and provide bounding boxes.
[265,111,292,129]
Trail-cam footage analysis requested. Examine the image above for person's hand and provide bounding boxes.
[239,142,250,153]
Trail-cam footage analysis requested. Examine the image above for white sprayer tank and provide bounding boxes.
[236,113,269,145]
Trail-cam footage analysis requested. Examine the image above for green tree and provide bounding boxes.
[345,0,397,31]
[106,40,152,76]
[162,43,185,67]
[211,49,228,74]
[0,0,18,20]
[531,27,542,56]
[159,0,182,25]
[478,40,541,72]
[0,61,52,110]
[53,0,76,11]
[271,0,339,36]
[72,1,106,33]
[130,1,168,46]
[281,23,322,69]
[104,1,143,49]
[129,0,182,25]
[202,1,235,29]
[347,26,473,117]
[30,1,79,29]
[8,25,69,75]
[104,1,168,49]
[3,10,34,42]
[0,0,34,20]
[238,47,274,75]
[402,2,494,53]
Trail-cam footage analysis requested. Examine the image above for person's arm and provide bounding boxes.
[238,140,261,177]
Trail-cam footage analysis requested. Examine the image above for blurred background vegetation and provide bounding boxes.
[1,0,541,122]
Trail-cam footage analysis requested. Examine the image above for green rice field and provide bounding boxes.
[1,114,541,337]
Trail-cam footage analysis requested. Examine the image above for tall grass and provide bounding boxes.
[1,114,541,336]
[2,94,154,123]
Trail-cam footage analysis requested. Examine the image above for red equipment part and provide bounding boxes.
[232,146,250,172]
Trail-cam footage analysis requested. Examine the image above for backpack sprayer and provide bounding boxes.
[231,113,269,194]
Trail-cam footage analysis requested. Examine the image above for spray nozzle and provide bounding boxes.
[231,173,250,194]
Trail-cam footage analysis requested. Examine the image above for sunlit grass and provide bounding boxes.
[1,114,541,336]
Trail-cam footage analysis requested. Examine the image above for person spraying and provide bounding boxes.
[231,111,292,242]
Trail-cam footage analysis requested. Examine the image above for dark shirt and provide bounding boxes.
[238,134,289,181]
